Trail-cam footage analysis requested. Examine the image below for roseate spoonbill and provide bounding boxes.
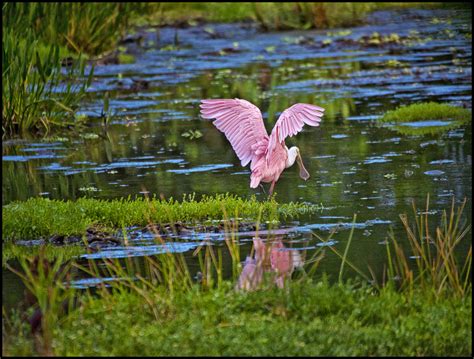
[200,98,324,195]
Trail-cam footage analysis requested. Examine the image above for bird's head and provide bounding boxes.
[287,146,310,181]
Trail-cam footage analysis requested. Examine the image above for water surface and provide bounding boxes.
[2,8,472,297]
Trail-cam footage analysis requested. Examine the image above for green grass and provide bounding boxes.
[385,196,471,297]
[2,3,134,136]
[2,194,321,241]
[2,3,143,57]
[3,279,471,356]
[5,247,75,355]
[2,28,93,135]
[378,102,472,135]
[379,102,471,123]
[136,3,256,25]
[2,242,84,267]
[137,2,445,30]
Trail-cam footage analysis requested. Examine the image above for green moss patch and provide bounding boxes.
[378,102,471,135]
[2,194,320,241]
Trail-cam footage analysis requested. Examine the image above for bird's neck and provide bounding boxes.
[286,147,298,168]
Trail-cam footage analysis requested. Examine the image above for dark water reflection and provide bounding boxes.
[2,8,472,293]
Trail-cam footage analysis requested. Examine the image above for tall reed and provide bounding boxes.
[2,29,93,136]
[2,2,140,136]
[6,248,75,355]
[385,195,471,297]
[311,195,471,298]
[253,3,377,31]
[2,3,143,57]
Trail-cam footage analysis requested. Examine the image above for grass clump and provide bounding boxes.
[2,3,142,57]
[385,196,471,297]
[378,102,471,135]
[5,248,74,356]
[254,3,377,30]
[2,194,321,241]
[2,2,140,136]
[140,3,255,25]
[2,3,99,136]
[379,102,471,124]
[2,243,84,267]
[2,29,93,136]
[141,3,444,30]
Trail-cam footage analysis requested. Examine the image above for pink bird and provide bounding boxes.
[200,98,324,195]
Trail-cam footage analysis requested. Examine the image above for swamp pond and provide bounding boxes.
[2,8,472,307]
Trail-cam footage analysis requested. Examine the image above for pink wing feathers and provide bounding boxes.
[200,99,269,167]
[267,103,324,161]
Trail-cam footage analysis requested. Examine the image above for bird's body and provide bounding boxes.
[200,98,324,195]
[250,141,287,187]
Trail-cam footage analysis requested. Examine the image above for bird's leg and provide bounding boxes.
[268,181,276,197]
[259,184,267,195]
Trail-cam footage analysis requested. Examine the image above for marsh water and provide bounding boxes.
[2,9,472,302]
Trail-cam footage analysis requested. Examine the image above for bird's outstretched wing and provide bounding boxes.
[200,99,269,167]
[267,103,324,161]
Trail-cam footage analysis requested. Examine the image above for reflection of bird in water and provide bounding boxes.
[235,238,303,291]
[270,240,303,288]
[200,99,324,195]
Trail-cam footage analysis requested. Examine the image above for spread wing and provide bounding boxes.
[267,103,324,161]
[200,99,269,167]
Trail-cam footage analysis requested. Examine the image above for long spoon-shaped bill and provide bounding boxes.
[296,152,310,180]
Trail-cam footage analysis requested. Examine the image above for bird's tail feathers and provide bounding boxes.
[250,173,261,188]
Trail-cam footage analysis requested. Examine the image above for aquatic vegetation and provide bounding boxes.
[2,3,143,57]
[252,3,444,31]
[385,196,471,297]
[2,243,83,267]
[117,53,135,64]
[2,29,93,135]
[2,194,321,241]
[317,196,471,298]
[253,3,375,30]
[380,102,471,123]
[181,129,203,140]
[5,248,75,355]
[2,3,141,136]
[139,3,255,25]
[378,102,471,135]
